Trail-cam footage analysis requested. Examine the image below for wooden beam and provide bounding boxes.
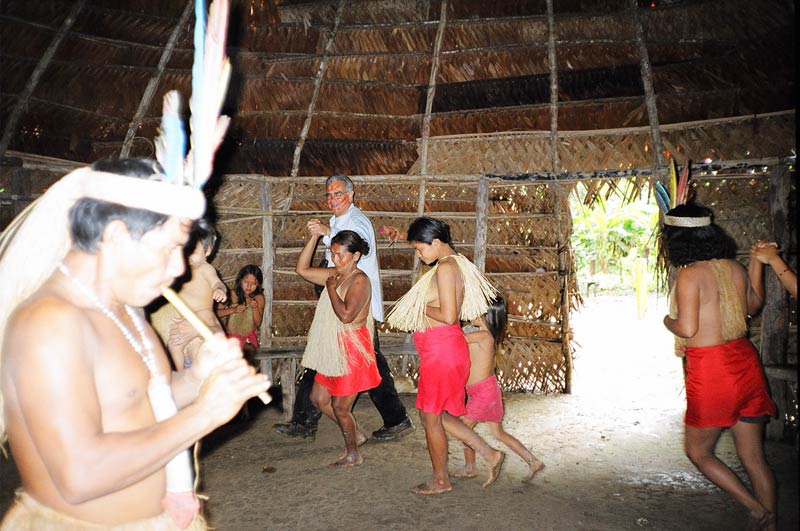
[0,0,86,159]
[418,0,448,176]
[630,0,666,175]
[290,0,343,177]
[119,0,193,158]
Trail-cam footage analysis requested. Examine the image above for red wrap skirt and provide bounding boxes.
[465,374,504,423]
[315,325,381,397]
[413,324,470,416]
[684,337,776,428]
[228,329,259,349]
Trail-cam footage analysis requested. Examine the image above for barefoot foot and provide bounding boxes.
[329,453,363,468]
[450,466,479,479]
[337,431,369,460]
[482,451,505,488]
[523,458,545,482]
[411,480,452,495]
[749,511,776,531]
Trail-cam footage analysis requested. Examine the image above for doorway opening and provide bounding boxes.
[568,182,684,411]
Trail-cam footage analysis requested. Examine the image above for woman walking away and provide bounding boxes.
[661,203,776,531]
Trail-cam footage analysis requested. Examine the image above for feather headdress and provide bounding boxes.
[0,0,234,466]
[154,0,231,189]
[654,158,692,214]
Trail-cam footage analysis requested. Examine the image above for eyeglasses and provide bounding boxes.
[325,191,347,200]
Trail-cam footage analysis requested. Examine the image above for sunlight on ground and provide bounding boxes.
[571,294,685,412]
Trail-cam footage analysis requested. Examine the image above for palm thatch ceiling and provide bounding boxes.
[0,0,795,176]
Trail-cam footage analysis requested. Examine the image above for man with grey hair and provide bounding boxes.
[274,174,413,441]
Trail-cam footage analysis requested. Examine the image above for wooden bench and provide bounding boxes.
[254,342,419,420]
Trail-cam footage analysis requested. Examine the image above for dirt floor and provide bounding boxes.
[1,295,797,530]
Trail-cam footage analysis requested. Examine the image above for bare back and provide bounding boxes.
[1,275,171,524]
[464,328,495,385]
[179,262,223,332]
[673,258,749,348]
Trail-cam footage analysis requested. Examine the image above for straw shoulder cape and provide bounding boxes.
[386,254,497,333]
[302,285,373,377]
[669,259,748,356]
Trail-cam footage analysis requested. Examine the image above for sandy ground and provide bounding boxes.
[1,295,797,530]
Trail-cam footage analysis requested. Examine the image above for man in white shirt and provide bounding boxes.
[274,174,413,441]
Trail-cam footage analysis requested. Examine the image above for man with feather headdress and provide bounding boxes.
[0,0,264,527]
[0,159,269,530]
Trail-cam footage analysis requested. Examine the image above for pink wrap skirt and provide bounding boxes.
[413,324,470,416]
[465,374,504,423]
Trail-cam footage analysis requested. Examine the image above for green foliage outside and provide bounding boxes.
[570,185,664,296]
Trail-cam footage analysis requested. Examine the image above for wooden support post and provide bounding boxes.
[474,176,489,273]
[279,359,297,421]
[545,0,559,173]
[762,164,791,441]
[260,180,274,349]
[554,184,573,394]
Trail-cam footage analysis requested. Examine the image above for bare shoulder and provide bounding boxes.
[436,257,461,278]
[723,258,747,276]
[4,289,92,371]
[8,290,87,339]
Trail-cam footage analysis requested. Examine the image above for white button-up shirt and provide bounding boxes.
[322,204,384,322]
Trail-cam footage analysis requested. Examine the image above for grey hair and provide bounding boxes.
[325,174,354,192]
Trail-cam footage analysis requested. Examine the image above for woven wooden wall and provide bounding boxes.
[420,111,795,175]
[211,174,576,394]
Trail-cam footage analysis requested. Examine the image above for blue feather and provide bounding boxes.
[163,113,186,184]
[654,191,669,213]
[192,0,206,175]
[654,181,671,206]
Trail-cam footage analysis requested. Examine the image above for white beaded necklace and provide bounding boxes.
[57,262,158,376]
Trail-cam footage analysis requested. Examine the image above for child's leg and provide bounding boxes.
[487,422,544,481]
[451,417,479,478]
[330,393,363,467]
[442,412,504,488]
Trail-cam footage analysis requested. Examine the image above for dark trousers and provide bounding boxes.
[291,325,408,429]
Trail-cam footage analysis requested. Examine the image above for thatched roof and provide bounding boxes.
[1,0,795,176]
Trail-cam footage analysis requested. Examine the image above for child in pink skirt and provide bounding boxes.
[453,296,545,482]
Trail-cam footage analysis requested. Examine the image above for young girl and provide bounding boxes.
[453,296,545,482]
[297,229,381,467]
[218,265,265,355]
[387,217,504,495]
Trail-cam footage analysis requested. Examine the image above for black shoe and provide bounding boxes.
[273,422,316,441]
[372,417,414,441]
